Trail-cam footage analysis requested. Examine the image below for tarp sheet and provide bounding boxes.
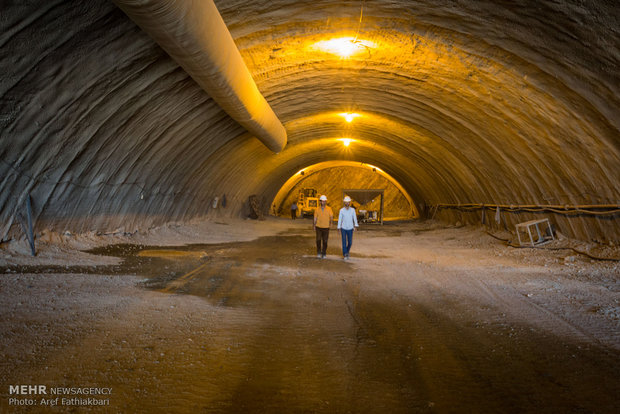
[342,189,384,205]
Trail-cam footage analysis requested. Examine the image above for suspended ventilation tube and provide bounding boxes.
[113,0,287,153]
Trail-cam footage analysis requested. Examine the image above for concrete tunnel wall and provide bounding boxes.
[0,0,618,241]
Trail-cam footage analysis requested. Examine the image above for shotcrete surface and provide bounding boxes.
[0,218,618,412]
[2,0,618,241]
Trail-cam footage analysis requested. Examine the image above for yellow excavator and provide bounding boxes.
[297,188,319,217]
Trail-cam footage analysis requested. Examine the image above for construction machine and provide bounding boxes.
[297,188,319,217]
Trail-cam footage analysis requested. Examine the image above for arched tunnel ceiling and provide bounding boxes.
[0,0,618,240]
[270,160,419,218]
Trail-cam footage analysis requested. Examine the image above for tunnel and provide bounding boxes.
[1,0,619,413]
[1,0,618,241]
[271,161,418,220]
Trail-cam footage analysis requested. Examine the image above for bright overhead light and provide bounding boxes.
[312,37,375,58]
[339,138,353,147]
[339,112,361,123]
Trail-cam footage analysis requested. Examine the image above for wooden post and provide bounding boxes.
[380,192,384,225]
[19,195,36,256]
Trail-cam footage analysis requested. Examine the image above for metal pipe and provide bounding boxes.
[113,0,287,153]
[433,203,620,216]
[435,203,620,209]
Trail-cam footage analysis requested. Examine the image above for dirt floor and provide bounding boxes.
[0,218,619,413]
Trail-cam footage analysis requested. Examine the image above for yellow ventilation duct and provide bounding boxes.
[113,0,287,153]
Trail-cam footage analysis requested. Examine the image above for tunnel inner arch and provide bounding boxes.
[271,161,419,219]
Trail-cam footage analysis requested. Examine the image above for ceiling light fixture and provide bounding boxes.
[339,138,354,147]
[339,112,361,123]
[312,37,375,58]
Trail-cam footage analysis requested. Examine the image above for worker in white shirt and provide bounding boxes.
[337,196,359,260]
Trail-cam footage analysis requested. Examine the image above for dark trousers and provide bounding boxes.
[315,227,329,255]
[291,209,297,219]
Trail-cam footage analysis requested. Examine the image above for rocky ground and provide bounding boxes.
[0,218,618,413]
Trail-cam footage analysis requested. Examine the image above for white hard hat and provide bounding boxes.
[343,196,351,202]
[319,195,327,201]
